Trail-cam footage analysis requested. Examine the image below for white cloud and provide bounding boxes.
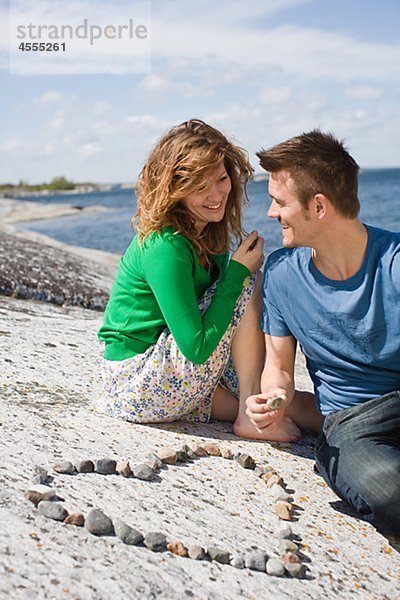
[32,90,63,107]
[125,114,168,130]
[79,143,102,158]
[93,100,111,115]
[345,85,383,101]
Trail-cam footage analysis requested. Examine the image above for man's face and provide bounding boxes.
[267,170,314,248]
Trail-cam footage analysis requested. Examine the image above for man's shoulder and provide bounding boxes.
[366,224,400,250]
[265,246,308,273]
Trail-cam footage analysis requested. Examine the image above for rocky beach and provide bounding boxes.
[0,197,399,599]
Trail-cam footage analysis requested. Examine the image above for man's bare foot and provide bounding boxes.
[233,415,302,442]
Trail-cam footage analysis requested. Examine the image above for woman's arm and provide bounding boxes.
[143,235,250,364]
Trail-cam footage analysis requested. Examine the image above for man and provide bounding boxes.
[246,130,400,534]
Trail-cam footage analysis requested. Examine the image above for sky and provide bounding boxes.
[1,0,400,184]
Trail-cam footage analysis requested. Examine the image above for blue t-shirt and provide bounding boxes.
[262,225,400,415]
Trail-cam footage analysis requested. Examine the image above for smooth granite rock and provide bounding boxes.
[114,519,143,545]
[85,509,114,535]
[230,555,245,569]
[285,562,307,579]
[207,547,230,564]
[279,539,299,555]
[188,545,206,560]
[245,551,268,572]
[94,458,117,475]
[266,558,285,577]
[38,501,68,521]
[53,461,75,475]
[144,532,167,552]
[75,460,95,473]
[133,463,155,481]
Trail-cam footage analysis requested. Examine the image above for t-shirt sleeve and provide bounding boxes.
[141,235,250,364]
[261,258,292,336]
[390,244,400,291]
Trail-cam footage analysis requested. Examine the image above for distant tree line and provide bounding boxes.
[0,176,94,192]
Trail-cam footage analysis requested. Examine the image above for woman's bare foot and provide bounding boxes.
[233,414,301,442]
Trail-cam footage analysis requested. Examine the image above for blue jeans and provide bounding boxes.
[315,391,400,534]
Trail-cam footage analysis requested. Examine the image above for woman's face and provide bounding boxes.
[180,161,232,232]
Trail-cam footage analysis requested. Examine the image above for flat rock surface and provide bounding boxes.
[0,231,114,310]
[0,229,399,599]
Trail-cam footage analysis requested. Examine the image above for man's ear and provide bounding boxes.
[313,193,328,219]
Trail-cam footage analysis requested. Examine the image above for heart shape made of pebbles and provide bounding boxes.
[25,441,308,579]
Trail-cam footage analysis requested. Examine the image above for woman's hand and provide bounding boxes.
[231,230,264,273]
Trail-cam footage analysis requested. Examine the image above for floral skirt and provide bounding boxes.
[96,274,256,424]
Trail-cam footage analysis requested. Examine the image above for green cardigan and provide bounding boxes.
[98,228,250,364]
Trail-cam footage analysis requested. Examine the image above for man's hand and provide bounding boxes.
[245,388,287,430]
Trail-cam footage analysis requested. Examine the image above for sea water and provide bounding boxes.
[19,168,400,257]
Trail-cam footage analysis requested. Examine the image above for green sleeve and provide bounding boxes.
[141,235,250,364]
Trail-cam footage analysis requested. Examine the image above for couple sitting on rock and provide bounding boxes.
[97,120,400,535]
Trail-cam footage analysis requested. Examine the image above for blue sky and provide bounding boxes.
[1,0,400,184]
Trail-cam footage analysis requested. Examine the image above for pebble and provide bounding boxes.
[146,453,163,471]
[113,519,143,545]
[266,396,284,410]
[157,449,178,464]
[33,465,48,477]
[133,463,155,481]
[84,509,114,535]
[167,541,188,557]
[274,501,293,521]
[176,450,188,462]
[181,444,197,459]
[94,458,117,475]
[254,465,274,477]
[270,484,292,502]
[192,445,208,457]
[53,461,75,475]
[285,562,307,579]
[188,545,206,560]
[25,485,56,506]
[207,547,230,564]
[235,453,256,470]
[230,555,245,569]
[245,551,268,571]
[64,513,85,527]
[32,473,49,485]
[266,474,285,488]
[144,532,167,552]
[201,442,221,457]
[220,447,233,459]
[283,552,301,565]
[260,471,277,484]
[75,460,95,473]
[277,523,293,540]
[38,501,68,521]
[116,460,133,478]
[279,539,299,555]
[266,558,285,577]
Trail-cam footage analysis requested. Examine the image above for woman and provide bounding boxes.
[97,119,265,434]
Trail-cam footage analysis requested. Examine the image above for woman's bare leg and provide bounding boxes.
[210,385,238,422]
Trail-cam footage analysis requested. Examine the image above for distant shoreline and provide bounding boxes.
[1,181,135,199]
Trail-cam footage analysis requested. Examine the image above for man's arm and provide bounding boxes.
[246,333,297,430]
